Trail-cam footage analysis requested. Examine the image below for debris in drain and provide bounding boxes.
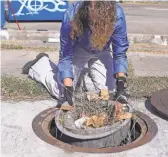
[59,89,132,128]
[51,116,144,148]
[75,116,88,129]
[87,89,110,101]
[33,106,158,152]
[85,112,107,128]
[60,101,74,111]
[54,90,134,148]
[116,112,132,121]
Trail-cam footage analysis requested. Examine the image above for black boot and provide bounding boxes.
[22,53,49,74]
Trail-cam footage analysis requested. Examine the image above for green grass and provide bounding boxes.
[128,76,168,98]
[128,62,134,78]
[127,63,168,97]
[1,40,56,52]
[1,75,50,101]
[1,74,168,101]
[1,42,24,50]
[1,40,168,54]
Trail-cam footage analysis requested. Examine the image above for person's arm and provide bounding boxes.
[111,6,129,99]
[58,11,74,86]
[111,6,129,78]
[58,11,75,106]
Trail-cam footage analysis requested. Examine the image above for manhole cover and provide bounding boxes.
[32,107,158,153]
[151,88,168,119]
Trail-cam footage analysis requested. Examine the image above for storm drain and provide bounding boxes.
[32,107,158,153]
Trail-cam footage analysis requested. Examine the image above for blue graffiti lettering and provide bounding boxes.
[11,0,67,16]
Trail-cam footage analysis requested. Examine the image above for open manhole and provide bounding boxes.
[32,107,158,153]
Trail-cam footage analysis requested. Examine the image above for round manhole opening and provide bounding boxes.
[32,107,158,153]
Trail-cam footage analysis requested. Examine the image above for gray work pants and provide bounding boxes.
[28,45,116,100]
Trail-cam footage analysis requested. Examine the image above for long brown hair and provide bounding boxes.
[70,1,116,51]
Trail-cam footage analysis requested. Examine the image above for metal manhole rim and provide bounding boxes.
[32,107,158,153]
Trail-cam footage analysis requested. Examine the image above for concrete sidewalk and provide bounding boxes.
[1,99,168,157]
[1,50,59,78]
[128,52,168,77]
[1,49,168,78]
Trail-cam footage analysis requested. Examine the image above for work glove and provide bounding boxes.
[64,86,74,106]
[115,77,128,103]
[57,86,74,109]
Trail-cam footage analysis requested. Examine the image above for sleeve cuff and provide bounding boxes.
[60,70,74,81]
[113,61,128,76]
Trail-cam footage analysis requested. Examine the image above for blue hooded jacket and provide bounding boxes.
[58,1,129,81]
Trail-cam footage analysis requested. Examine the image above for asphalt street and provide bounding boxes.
[5,3,168,35]
[123,3,168,34]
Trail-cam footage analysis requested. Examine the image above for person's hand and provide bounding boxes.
[56,86,74,109]
[64,86,74,106]
[115,77,128,102]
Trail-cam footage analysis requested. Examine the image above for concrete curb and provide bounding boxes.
[128,34,168,45]
[1,30,168,46]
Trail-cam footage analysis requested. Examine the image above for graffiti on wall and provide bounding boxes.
[11,0,67,16]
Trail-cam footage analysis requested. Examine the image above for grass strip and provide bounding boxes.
[1,74,168,101]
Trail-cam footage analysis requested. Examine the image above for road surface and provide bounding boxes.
[4,3,168,35]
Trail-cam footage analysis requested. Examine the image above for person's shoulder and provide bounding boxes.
[64,1,83,20]
[115,3,125,20]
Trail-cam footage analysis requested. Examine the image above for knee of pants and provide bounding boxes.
[88,58,107,78]
[88,58,116,91]
[88,58,99,68]
[87,59,107,89]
